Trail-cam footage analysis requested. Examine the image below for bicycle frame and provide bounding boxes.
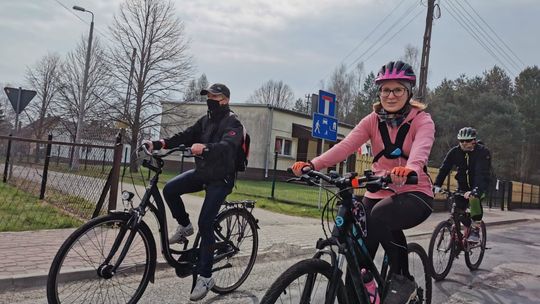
[446,191,474,251]
[311,190,390,304]
[106,149,252,278]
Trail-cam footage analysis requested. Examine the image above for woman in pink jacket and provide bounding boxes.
[292,60,435,304]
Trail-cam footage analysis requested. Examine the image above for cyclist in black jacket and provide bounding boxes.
[143,83,243,301]
[433,127,492,242]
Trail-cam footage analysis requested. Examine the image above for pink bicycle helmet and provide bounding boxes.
[375,61,416,87]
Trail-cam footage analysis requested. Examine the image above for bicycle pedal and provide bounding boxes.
[175,264,192,278]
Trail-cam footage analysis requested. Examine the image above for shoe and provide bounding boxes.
[190,276,215,301]
[468,225,480,243]
[384,274,417,304]
[169,223,194,244]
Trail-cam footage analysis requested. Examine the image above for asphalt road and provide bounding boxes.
[2,221,539,304]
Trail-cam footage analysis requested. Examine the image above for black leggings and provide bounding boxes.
[362,192,433,277]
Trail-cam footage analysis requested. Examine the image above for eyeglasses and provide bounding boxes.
[380,87,407,98]
[459,139,475,143]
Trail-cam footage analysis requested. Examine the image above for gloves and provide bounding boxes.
[390,166,414,177]
[433,186,442,194]
[291,161,313,177]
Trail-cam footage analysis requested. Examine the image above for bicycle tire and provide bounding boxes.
[260,258,348,304]
[211,208,259,294]
[47,213,157,304]
[407,243,432,304]
[428,220,455,281]
[464,221,487,270]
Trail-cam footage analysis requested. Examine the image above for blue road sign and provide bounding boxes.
[318,90,336,117]
[312,112,337,142]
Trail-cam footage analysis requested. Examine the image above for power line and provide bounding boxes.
[348,1,421,70]
[462,0,525,67]
[442,1,517,78]
[340,0,408,65]
[361,8,424,65]
[49,0,116,46]
[453,0,521,72]
[314,0,422,93]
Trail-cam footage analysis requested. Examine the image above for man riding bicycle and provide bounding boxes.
[433,127,492,243]
[142,83,244,301]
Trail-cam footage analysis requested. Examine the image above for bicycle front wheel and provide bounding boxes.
[465,221,487,270]
[260,258,347,304]
[211,208,259,293]
[428,220,455,281]
[47,213,157,304]
[408,243,432,304]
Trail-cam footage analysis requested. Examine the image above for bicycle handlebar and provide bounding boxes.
[287,168,417,191]
[439,187,479,198]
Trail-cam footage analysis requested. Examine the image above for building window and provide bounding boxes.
[275,138,292,156]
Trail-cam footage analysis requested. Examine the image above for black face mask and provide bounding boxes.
[206,99,221,112]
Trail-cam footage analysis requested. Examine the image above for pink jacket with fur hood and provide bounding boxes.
[311,107,435,199]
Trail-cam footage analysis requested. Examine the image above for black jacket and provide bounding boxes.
[160,106,243,183]
[434,144,492,196]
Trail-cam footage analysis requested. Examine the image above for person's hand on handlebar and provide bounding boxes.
[433,185,442,194]
[291,161,313,177]
[190,143,207,155]
[141,139,154,153]
[390,166,415,185]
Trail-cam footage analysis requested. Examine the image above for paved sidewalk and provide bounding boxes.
[1,192,539,291]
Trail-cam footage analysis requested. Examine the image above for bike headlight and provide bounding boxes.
[122,191,134,201]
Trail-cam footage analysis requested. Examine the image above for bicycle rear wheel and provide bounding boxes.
[407,243,432,304]
[47,213,156,304]
[260,258,347,304]
[211,208,258,293]
[465,221,487,270]
[428,220,455,281]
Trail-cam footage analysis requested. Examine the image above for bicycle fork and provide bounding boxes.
[98,211,143,279]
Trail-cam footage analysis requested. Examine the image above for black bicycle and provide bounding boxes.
[260,169,432,304]
[428,189,487,281]
[47,145,259,304]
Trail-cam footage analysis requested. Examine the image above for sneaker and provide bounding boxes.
[190,276,215,301]
[169,223,194,244]
[384,274,417,304]
[468,225,480,243]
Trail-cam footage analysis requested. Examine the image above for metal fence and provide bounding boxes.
[0,134,124,232]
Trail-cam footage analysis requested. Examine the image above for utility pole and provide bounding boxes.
[417,0,436,101]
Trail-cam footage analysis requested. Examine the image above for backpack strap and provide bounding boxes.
[372,119,412,163]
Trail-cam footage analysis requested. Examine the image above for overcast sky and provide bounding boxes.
[1,0,538,103]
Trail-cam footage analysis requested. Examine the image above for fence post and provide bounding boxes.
[270,151,278,199]
[507,181,513,211]
[40,134,53,199]
[3,134,12,183]
[500,180,505,211]
[108,131,124,212]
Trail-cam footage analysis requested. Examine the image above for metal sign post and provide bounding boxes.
[312,89,338,209]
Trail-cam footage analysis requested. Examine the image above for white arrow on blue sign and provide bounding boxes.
[312,112,338,142]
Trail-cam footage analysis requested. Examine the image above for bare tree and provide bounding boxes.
[401,44,420,78]
[0,83,12,135]
[183,74,209,102]
[24,53,62,141]
[326,63,364,123]
[248,80,295,109]
[57,36,113,145]
[107,0,194,172]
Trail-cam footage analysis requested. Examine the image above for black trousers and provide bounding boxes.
[362,192,433,276]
